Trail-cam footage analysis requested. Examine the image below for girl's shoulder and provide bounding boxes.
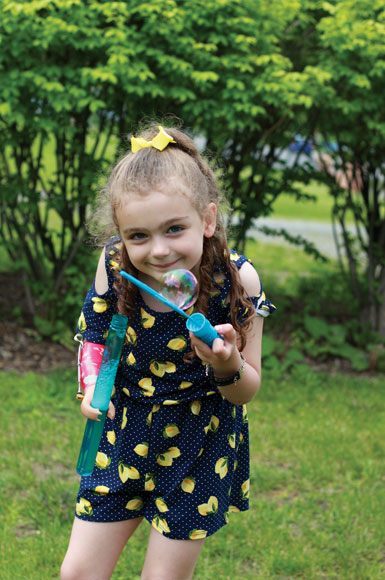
[228,250,262,292]
[214,248,256,292]
[104,235,123,280]
[105,235,123,263]
[210,248,258,303]
[90,236,123,297]
[227,248,276,317]
[228,249,252,271]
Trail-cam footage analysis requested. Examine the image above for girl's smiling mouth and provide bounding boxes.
[150,260,180,270]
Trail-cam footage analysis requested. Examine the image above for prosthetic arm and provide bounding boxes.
[74,336,105,400]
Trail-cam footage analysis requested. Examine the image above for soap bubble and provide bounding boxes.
[160,269,198,310]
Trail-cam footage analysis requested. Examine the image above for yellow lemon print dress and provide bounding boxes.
[75,237,275,540]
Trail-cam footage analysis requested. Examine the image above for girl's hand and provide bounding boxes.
[80,387,116,421]
[189,323,242,376]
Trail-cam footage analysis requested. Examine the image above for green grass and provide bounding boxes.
[1,366,384,579]
[271,180,359,224]
[243,238,340,302]
[245,238,336,274]
[271,180,334,222]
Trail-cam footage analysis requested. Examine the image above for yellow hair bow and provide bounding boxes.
[131,126,176,153]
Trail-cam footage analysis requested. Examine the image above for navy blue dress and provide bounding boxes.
[75,238,275,540]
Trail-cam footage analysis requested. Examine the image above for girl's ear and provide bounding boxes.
[203,203,217,238]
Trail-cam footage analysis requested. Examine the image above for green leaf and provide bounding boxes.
[329,324,347,345]
[304,316,330,340]
[338,344,369,371]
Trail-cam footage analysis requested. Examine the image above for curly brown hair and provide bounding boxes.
[89,123,256,351]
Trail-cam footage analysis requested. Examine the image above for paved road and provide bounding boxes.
[247,216,358,258]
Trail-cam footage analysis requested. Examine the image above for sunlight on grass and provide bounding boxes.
[244,237,339,298]
[272,180,333,222]
[245,238,332,274]
[271,180,356,224]
[1,367,384,579]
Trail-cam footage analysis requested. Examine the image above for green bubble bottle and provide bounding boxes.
[76,314,128,476]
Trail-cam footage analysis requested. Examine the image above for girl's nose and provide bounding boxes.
[151,237,170,259]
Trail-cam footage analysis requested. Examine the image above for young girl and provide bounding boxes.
[61,125,275,580]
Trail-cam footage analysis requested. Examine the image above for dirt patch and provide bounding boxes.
[0,271,76,373]
[0,321,76,373]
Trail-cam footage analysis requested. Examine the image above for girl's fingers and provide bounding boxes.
[211,337,230,356]
[80,387,115,421]
[189,332,212,354]
[81,404,102,421]
[189,328,235,362]
[107,401,116,420]
[215,324,236,341]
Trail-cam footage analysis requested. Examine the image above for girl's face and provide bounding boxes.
[116,188,217,287]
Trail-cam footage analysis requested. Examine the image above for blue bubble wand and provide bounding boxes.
[120,270,222,346]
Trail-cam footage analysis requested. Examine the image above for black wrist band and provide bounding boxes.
[206,353,246,387]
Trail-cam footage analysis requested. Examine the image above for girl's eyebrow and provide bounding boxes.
[122,216,190,235]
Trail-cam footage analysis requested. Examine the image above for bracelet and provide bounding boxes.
[206,353,246,387]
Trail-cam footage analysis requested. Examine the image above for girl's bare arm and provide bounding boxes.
[189,261,263,406]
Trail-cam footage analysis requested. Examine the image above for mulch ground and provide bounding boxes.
[0,271,76,373]
[0,321,76,373]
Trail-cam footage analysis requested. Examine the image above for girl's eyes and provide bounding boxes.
[168,225,184,234]
[128,226,184,240]
[129,232,147,240]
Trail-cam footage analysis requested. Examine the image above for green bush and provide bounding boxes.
[0,0,322,330]
[260,263,383,373]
